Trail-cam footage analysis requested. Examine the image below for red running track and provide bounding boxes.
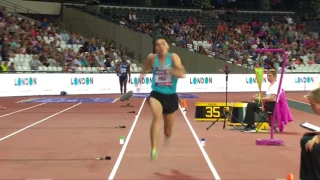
[0,96,142,179]
[112,98,217,180]
[0,92,317,179]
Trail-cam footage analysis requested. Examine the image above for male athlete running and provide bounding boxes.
[136,36,186,160]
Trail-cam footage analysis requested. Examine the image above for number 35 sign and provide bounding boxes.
[194,102,231,122]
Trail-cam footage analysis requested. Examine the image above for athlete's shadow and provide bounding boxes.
[153,169,198,180]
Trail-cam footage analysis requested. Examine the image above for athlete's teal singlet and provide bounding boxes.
[151,53,178,95]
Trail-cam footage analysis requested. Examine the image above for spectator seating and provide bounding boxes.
[0,6,143,73]
[4,2,319,74]
[95,5,320,73]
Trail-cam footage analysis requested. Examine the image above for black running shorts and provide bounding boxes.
[119,75,128,84]
[149,90,179,114]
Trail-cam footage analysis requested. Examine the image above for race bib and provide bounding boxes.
[120,67,127,73]
[155,70,172,86]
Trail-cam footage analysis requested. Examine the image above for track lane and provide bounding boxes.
[0,99,143,180]
[114,102,215,180]
[186,93,317,179]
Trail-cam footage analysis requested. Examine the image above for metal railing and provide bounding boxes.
[26,0,199,9]
[66,5,250,71]
[66,5,155,37]
[61,23,141,62]
[0,0,48,20]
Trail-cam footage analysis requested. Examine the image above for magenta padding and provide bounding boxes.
[255,49,287,144]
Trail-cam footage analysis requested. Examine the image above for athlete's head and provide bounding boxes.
[153,36,170,56]
[120,52,126,62]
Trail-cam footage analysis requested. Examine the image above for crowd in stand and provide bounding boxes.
[0,6,128,73]
[1,2,320,73]
[122,6,320,71]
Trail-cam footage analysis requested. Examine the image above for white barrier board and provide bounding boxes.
[0,73,319,97]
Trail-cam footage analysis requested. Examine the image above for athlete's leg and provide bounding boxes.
[162,93,178,145]
[119,77,124,94]
[163,112,176,146]
[148,96,163,160]
[123,77,130,104]
[163,113,176,137]
[123,77,127,94]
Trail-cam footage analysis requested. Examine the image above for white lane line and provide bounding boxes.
[112,98,119,103]
[286,98,309,105]
[108,98,146,180]
[0,103,82,142]
[0,103,46,118]
[179,105,221,180]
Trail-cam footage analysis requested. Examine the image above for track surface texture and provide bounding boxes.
[0,92,315,180]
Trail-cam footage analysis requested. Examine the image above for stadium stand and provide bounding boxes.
[0,0,143,73]
[70,4,320,73]
[1,0,320,74]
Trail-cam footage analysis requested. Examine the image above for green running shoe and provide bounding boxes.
[151,148,157,160]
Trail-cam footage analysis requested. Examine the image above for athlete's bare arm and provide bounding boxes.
[135,54,154,89]
[140,53,155,76]
[115,61,120,75]
[170,53,186,78]
[127,62,131,80]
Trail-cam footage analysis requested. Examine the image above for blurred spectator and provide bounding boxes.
[96,50,106,67]
[108,41,115,49]
[80,55,89,67]
[8,62,15,72]
[100,41,106,53]
[79,41,90,53]
[120,18,126,26]
[198,45,207,55]
[0,5,133,74]
[61,30,69,41]
[128,11,133,23]
[30,55,42,70]
[95,38,101,49]
[41,18,48,28]
[72,54,81,67]
[49,54,59,67]
[64,62,74,72]
[0,61,8,72]
[89,39,97,52]
[132,12,137,23]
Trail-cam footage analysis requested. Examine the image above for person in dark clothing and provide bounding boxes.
[104,53,112,68]
[300,87,320,180]
[242,69,278,132]
[79,41,90,53]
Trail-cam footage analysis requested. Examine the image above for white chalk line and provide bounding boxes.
[0,103,46,118]
[286,98,309,105]
[0,103,82,142]
[112,98,119,103]
[108,98,146,180]
[179,105,221,180]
